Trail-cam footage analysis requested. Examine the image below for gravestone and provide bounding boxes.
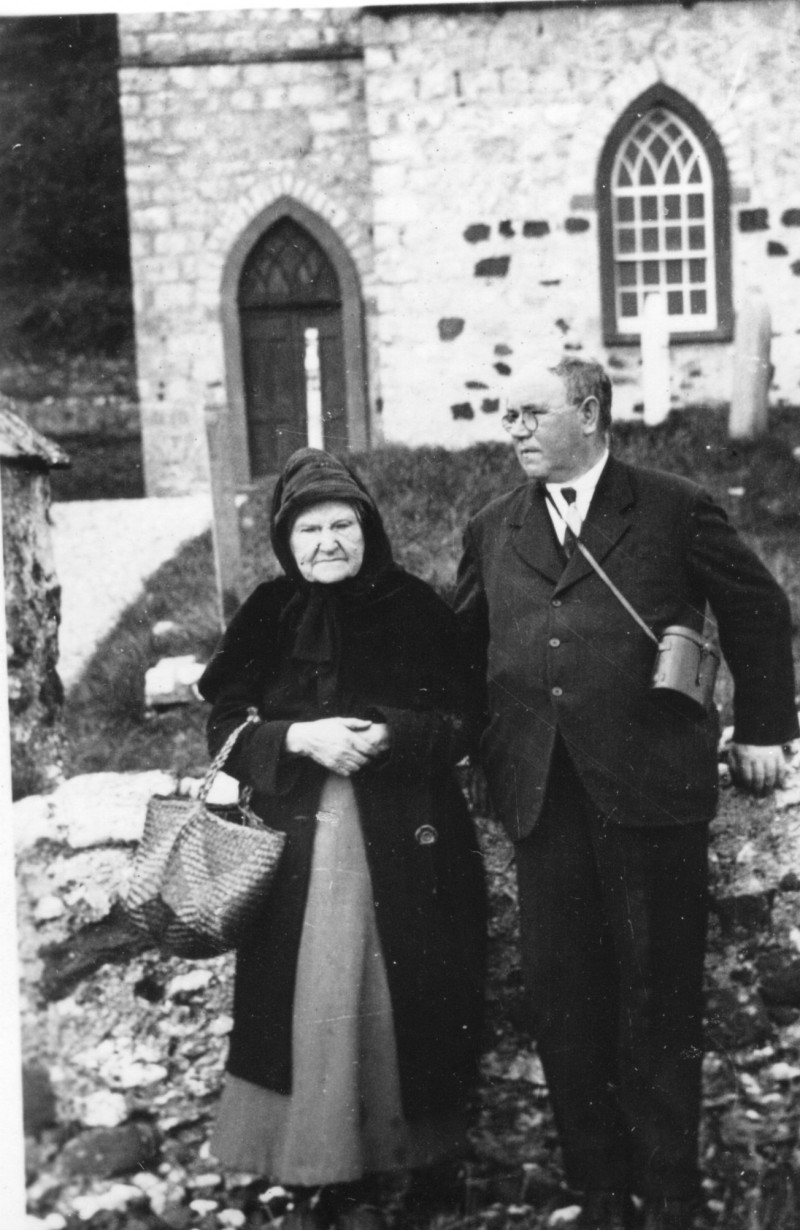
[729,295,771,441]
[641,292,670,427]
[204,383,243,628]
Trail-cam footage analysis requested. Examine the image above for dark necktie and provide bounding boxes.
[561,487,578,560]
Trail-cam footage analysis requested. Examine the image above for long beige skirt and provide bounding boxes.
[211,773,465,1185]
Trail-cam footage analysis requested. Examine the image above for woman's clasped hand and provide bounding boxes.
[284,717,390,776]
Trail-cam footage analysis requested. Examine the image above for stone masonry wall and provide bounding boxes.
[120,3,800,488]
[363,0,800,443]
[3,463,65,797]
[118,7,373,495]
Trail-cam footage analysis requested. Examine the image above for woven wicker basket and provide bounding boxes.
[124,712,286,958]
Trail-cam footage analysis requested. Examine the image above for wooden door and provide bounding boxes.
[238,218,347,477]
[241,311,302,475]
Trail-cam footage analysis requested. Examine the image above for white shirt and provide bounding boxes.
[545,449,610,545]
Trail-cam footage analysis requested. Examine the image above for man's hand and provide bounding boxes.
[728,743,790,794]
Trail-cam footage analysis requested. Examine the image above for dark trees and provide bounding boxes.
[0,14,133,352]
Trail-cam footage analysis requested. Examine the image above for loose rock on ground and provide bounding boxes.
[14,747,800,1228]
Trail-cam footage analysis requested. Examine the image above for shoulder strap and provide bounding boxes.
[544,489,659,646]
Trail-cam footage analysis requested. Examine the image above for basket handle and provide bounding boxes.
[198,708,261,805]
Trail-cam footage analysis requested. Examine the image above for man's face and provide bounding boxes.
[502,369,594,483]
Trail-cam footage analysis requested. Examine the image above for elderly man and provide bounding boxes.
[454,357,798,1230]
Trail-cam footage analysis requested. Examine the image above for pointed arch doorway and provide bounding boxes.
[222,197,368,485]
[240,216,346,474]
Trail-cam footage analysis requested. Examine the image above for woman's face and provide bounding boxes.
[288,500,365,584]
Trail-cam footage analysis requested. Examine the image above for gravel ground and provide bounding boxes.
[51,497,212,690]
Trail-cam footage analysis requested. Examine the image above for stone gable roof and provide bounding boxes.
[0,395,70,469]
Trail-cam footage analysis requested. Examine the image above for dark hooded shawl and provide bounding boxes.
[198,449,486,1121]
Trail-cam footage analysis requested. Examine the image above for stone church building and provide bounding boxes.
[117,1,800,494]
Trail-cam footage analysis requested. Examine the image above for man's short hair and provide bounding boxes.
[550,357,613,433]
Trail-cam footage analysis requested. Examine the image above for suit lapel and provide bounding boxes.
[509,482,564,584]
[554,456,635,594]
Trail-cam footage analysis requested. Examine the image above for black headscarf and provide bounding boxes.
[270,447,393,584]
[269,448,398,689]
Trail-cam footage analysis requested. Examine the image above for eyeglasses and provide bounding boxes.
[501,397,589,433]
[501,406,545,433]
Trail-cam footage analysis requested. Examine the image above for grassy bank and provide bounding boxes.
[61,404,800,779]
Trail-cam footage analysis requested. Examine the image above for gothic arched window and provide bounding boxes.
[239,217,342,310]
[597,88,732,344]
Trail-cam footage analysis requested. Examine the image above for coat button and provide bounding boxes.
[549,638,561,648]
[415,824,438,846]
[552,686,563,697]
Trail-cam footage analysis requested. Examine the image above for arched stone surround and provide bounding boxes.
[215,188,370,485]
[571,60,753,207]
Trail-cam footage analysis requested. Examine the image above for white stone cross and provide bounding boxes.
[304,327,324,449]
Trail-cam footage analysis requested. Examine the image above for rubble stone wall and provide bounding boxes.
[363,0,800,440]
[119,2,800,490]
[2,463,64,797]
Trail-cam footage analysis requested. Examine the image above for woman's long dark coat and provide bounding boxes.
[198,571,487,1122]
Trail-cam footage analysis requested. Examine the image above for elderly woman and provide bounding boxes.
[197,448,486,1230]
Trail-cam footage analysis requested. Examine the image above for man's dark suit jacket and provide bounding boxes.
[455,455,798,840]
